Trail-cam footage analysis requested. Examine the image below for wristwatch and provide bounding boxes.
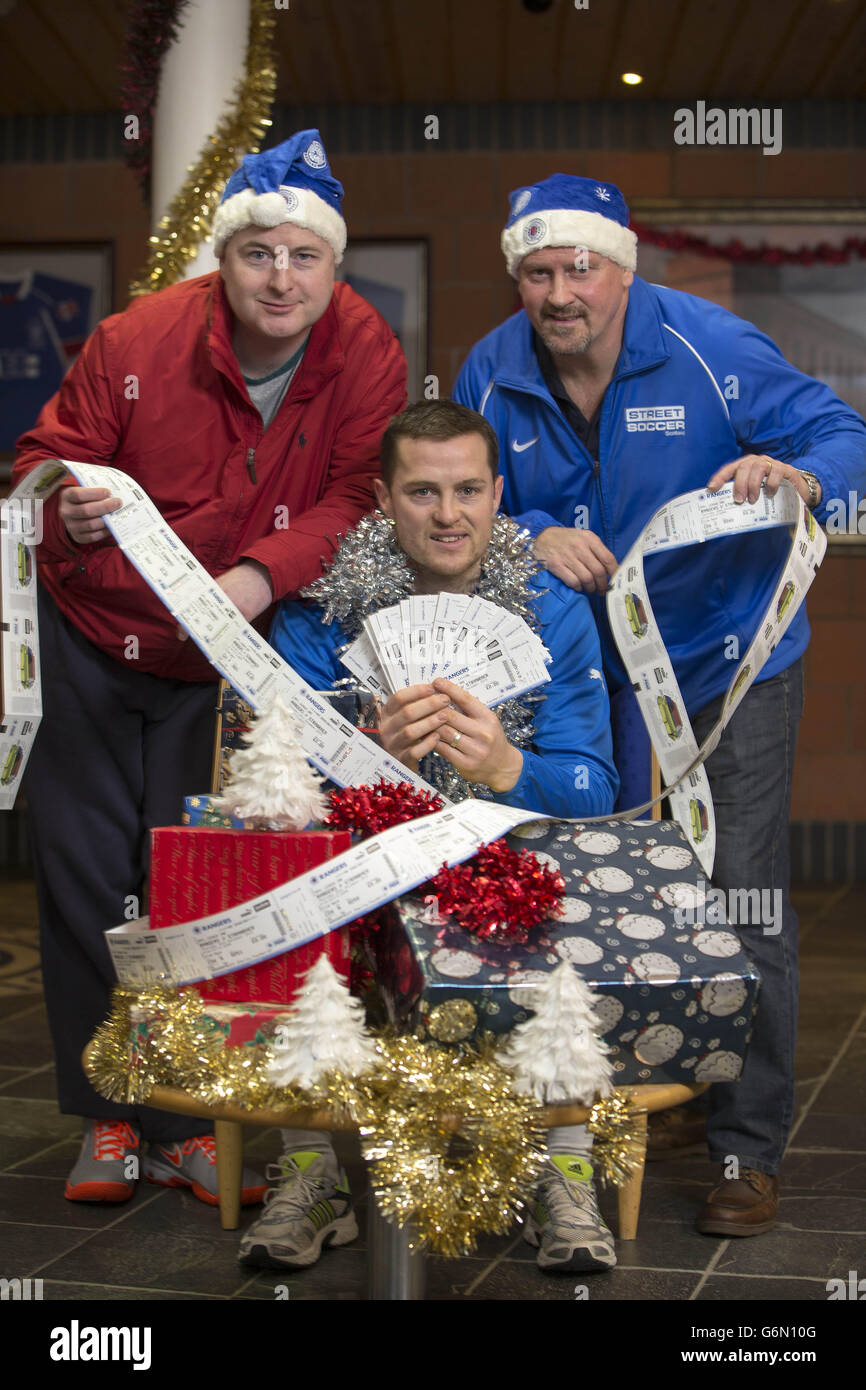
[798,470,821,510]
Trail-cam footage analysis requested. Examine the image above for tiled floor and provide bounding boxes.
[1,877,864,1302]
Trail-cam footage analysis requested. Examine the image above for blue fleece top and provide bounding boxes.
[454,276,866,716]
[269,570,620,820]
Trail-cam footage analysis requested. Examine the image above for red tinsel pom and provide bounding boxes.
[326,780,444,838]
[430,839,565,945]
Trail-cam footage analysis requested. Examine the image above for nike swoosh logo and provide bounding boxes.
[512,437,539,453]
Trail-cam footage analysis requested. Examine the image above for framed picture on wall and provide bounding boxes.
[339,239,429,400]
[632,200,866,551]
[0,242,113,472]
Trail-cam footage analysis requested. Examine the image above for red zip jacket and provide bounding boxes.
[13,272,408,682]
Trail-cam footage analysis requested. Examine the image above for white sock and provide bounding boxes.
[546,1124,592,1159]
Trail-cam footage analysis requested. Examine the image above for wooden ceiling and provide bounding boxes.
[1,0,865,115]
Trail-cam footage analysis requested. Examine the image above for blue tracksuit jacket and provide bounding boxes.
[269,570,620,820]
[454,276,866,715]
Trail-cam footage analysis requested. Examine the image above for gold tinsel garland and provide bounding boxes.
[354,1034,548,1259]
[129,0,277,296]
[88,984,290,1112]
[89,985,645,1257]
[587,1091,647,1189]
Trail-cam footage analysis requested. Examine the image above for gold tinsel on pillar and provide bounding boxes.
[129,0,277,296]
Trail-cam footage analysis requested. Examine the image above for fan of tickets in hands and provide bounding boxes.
[339,594,551,708]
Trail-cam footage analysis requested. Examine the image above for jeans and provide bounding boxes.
[691,657,805,1175]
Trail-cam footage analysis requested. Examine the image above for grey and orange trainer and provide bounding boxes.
[65,1119,140,1203]
[143,1134,267,1206]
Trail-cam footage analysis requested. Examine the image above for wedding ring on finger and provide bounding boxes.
[451,730,462,746]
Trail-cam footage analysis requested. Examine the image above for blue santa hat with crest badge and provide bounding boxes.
[211,129,347,263]
[501,174,637,277]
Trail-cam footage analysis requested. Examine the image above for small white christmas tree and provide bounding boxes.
[267,955,378,1089]
[499,962,613,1104]
[216,695,328,831]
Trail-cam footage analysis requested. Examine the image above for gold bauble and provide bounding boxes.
[426,998,478,1042]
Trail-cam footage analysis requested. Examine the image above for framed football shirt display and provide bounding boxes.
[0,242,112,465]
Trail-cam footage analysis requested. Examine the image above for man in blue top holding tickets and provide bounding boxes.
[454,174,866,1239]
[252,398,620,1275]
[270,398,618,820]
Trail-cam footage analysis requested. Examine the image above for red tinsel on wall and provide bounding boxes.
[631,221,866,267]
[120,0,191,194]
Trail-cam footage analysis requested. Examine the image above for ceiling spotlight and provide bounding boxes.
[621,72,643,86]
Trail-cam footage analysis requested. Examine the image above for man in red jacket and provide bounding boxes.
[12,130,407,1206]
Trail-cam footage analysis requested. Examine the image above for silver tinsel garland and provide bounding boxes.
[302,513,545,801]
[303,512,415,635]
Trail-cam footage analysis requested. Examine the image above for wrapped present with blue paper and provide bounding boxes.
[182,794,245,829]
[371,817,761,1087]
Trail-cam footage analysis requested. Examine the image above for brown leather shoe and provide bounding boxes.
[696,1168,779,1236]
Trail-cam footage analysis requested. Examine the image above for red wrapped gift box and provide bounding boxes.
[149,826,352,1005]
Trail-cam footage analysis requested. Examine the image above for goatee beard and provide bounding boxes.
[539,317,592,356]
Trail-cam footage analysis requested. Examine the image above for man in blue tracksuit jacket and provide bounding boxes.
[454,173,866,1246]
[260,400,620,1276]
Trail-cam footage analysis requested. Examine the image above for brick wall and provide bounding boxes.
[797,551,865,821]
[0,159,150,311]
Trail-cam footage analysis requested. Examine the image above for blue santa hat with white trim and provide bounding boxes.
[501,174,637,277]
[211,129,347,263]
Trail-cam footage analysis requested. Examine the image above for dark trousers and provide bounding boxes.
[692,658,805,1175]
[25,588,218,1141]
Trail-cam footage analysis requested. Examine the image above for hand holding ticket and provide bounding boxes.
[58,486,123,545]
[432,676,524,793]
[707,454,817,508]
[376,684,452,770]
